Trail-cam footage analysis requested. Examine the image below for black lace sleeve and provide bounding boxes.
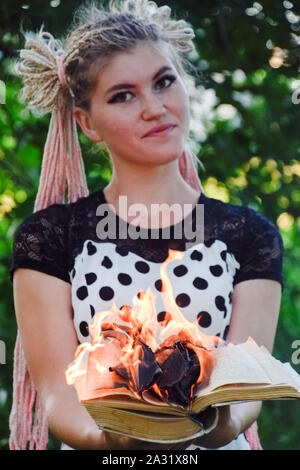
[233,207,285,291]
[10,204,71,284]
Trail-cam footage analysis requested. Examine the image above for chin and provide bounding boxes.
[145,151,182,167]
[144,142,184,161]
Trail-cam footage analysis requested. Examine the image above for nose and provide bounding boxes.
[141,92,167,121]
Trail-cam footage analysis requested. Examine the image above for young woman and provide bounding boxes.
[9,0,284,450]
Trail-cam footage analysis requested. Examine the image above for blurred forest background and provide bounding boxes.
[0,0,300,450]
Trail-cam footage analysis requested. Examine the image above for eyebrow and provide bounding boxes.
[105,66,173,97]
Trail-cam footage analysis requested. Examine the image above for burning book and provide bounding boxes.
[65,250,300,443]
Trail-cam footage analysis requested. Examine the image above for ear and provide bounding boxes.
[73,107,103,143]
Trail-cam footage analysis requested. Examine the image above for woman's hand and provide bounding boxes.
[191,405,239,449]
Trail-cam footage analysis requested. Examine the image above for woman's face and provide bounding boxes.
[76,41,190,168]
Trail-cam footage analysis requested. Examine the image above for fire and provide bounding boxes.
[66,249,223,407]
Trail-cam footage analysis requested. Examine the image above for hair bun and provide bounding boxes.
[15,28,68,113]
[113,0,195,53]
[148,3,195,53]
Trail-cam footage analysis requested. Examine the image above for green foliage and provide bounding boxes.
[0,0,300,450]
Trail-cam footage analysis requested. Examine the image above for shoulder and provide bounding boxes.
[15,189,101,234]
[10,191,102,284]
[201,193,282,244]
[201,195,284,290]
[18,203,69,229]
[12,203,68,246]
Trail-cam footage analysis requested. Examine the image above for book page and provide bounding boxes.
[282,362,300,390]
[195,340,300,397]
[239,342,300,390]
[196,342,273,396]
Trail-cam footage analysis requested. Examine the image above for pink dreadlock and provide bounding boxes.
[9,31,89,450]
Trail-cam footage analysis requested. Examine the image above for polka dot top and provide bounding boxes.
[10,188,284,450]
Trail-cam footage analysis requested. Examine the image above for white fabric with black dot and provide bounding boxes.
[71,239,238,345]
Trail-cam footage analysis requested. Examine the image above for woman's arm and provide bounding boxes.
[228,278,282,352]
[226,278,282,437]
[192,278,282,448]
[13,268,107,450]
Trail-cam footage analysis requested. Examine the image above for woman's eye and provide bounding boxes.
[108,91,133,104]
[108,75,177,103]
[156,75,177,90]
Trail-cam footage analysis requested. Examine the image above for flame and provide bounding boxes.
[66,249,223,406]
[158,250,222,349]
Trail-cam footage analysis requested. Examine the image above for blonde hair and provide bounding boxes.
[10,0,204,450]
[14,0,203,203]
[65,1,195,108]
[17,1,196,111]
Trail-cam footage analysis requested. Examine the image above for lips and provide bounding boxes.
[143,124,176,138]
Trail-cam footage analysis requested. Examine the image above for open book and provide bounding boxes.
[71,339,300,443]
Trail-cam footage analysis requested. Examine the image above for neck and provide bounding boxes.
[102,159,201,228]
[105,160,200,204]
